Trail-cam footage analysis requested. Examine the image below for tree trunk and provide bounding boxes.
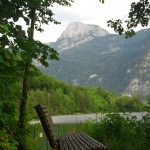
[18,63,29,150]
[18,8,35,150]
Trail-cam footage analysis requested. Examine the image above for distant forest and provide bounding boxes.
[27,68,145,116]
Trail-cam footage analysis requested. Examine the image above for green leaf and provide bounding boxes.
[13,15,19,22]
[2,24,9,33]
[99,0,105,3]
[23,17,30,25]
[0,35,9,46]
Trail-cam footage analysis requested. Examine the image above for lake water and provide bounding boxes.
[30,112,148,124]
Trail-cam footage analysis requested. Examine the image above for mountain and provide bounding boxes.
[48,22,109,51]
[41,22,150,97]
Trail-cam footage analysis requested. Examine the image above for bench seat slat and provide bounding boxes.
[70,133,87,150]
[62,134,80,150]
[62,137,70,150]
[76,133,95,150]
[64,135,77,150]
[80,133,101,148]
[79,133,107,150]
[73,133,91,150]
[59,138,65,150]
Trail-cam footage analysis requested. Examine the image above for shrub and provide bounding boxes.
[80,113,150,150]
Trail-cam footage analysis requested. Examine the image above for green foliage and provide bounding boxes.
[0,0,74,149]
[108,0,150,37]
[29,68,55,90]
[0,72,21,150]
[144,96,150,113]
[81,113,150,150]
[0,129,18,150]
[99,0,105,4]
[117,94,143,112]
[28,69,144,115]
[0,101,19,150]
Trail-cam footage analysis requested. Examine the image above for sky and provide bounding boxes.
[34,0,140,43]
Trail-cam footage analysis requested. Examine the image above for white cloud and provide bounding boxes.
[34,0,141,43]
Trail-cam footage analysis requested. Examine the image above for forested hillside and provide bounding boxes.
[27,69,144,115]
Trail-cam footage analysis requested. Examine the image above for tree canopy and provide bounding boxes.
[0,0,73,149]
[107,0,150,37]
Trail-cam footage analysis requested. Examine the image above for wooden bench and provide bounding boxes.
[34,104,107,150]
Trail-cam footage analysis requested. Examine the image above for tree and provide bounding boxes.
[107,0,150,37]
[0,0,73,149]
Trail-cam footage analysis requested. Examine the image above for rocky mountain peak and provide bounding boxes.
[59,22,109,39]
[55,22,109,51]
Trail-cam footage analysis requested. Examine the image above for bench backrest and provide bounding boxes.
[34,104,57,149]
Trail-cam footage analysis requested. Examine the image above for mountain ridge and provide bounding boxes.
[42,22,150,97]
[48,22,109,51]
